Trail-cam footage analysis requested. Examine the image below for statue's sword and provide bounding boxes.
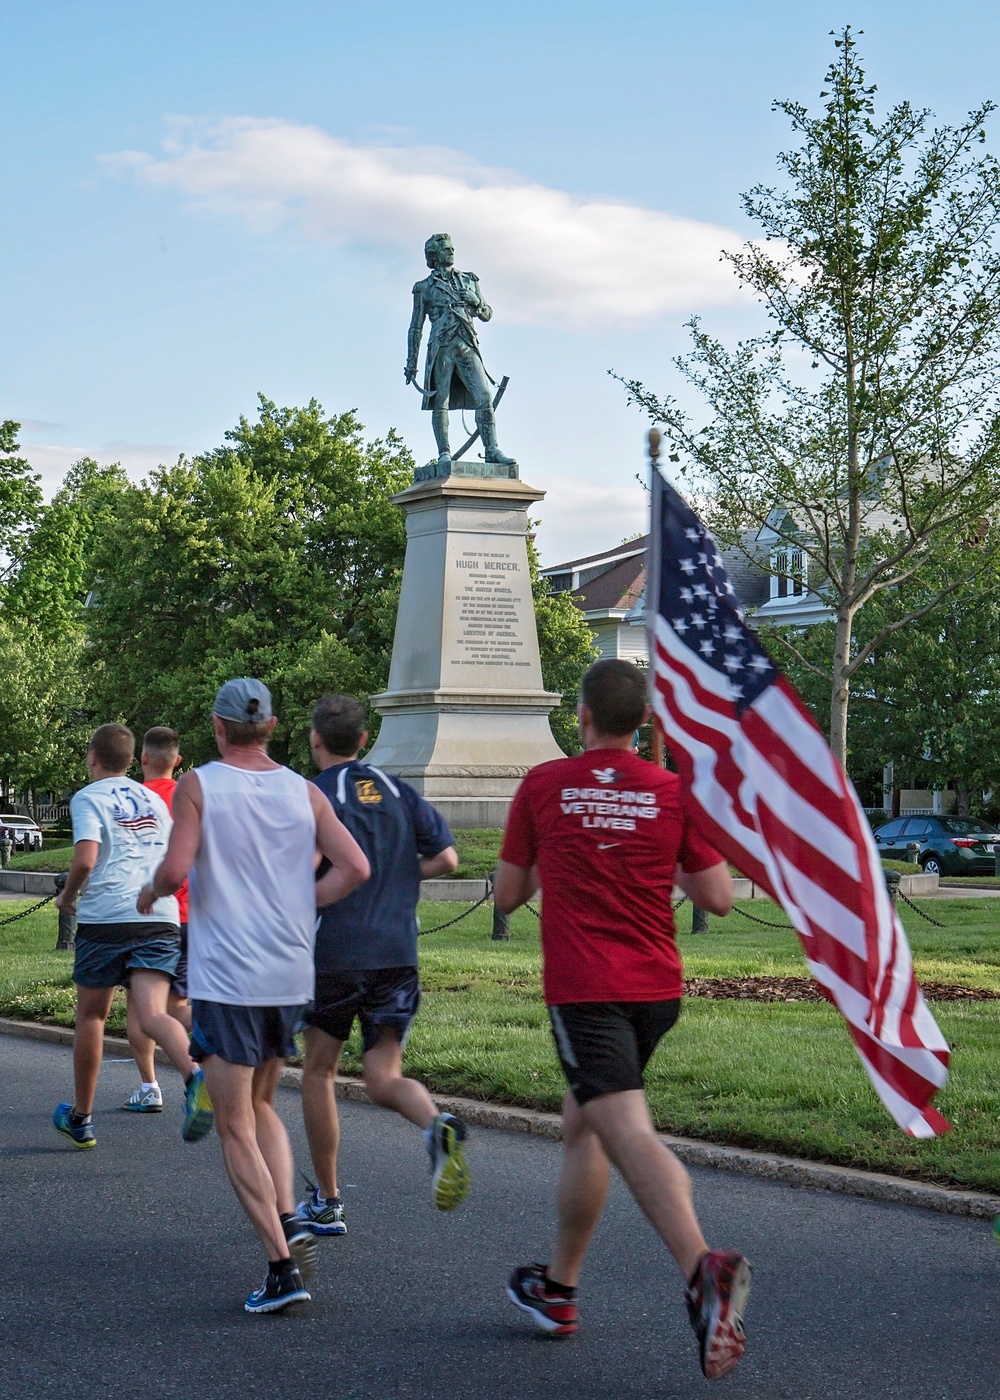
[452,376,510,462]
[406,374,436,399]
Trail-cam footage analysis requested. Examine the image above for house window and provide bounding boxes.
[771,547,805,600]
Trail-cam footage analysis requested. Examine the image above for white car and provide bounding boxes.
[0,815,43,852]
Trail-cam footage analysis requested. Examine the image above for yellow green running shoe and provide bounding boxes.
[427,1113,471,1211]
[181,1067,215,1143]
[53,1102,96,1149]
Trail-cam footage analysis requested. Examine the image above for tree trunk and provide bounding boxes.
[955,786,972,818]
[829,608,854,768]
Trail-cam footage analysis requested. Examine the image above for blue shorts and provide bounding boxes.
[189,1001,306,1068]
[74,923,180,989]
[304,966,420,1052]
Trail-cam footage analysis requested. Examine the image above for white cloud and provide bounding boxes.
[108,118,745,329]
[21,440,183,498]
[532,472,647,564]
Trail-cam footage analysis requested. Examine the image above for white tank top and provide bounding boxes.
[187,761,317,1006]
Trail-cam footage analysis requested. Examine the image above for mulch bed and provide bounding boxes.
[684,976,1000,1003]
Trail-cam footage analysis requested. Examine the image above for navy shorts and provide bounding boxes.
[305,967,421,1052]
[548,999,682,1106]
[74,923,180,989]
[189,1001,305,1068]
[172,924,189,999]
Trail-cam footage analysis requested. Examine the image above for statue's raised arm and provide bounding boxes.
[405,233,516,480]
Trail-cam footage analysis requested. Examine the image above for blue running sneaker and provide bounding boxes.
[295,1188,347,1237]
[53,1102,96,1149]
[181,1068,214,1143]
[245,1266,311,1315]
[426,1112,471,1211]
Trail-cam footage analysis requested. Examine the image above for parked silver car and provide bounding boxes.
[0,815,43,852]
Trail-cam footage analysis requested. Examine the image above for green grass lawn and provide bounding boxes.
[7,841,73,873]
[3,892,1000,1191]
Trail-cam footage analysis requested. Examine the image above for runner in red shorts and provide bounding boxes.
[495,658,752,1381]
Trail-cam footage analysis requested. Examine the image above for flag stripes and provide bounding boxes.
[647,467,950,1137]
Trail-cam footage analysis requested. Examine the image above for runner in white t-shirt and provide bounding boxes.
[52,724,209,1151]
[138,679,370,1315]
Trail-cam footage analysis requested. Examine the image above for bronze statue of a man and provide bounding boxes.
[405,233,516,474]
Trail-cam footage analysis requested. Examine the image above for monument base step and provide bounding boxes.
[427,796,513,829]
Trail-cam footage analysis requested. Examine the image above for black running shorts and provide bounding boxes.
[189,1001,305,1068]
[305,966,421,1052]
[548,999,682,1106]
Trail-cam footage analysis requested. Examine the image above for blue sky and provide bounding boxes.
[4,1,1000,560]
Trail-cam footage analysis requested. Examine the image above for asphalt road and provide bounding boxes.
[1,1034,996,1400]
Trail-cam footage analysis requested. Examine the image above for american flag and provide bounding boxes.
[647,460,951,1136]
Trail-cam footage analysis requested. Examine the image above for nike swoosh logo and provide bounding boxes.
[597,842,621,850]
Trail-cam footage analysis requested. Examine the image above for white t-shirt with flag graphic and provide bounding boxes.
[70,776,179,926]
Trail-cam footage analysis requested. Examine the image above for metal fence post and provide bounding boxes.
[691,904,709,934]
[884,869,900,907]
[54,874,76,951]
[489,872,510,941]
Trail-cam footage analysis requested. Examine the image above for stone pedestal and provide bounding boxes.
[365,475,564,827]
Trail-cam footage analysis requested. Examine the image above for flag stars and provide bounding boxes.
[692,583,709,600]
[673,618,690,635]
[690,612,707,629]
[684,527,701,542]
[723,624,742,643]
[723,653,744,673]
[699,639,715,657]
[679,559,696,576]
[680,586,694,603]
[748,655,772,674]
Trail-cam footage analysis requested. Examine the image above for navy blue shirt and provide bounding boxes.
[312,761,454,973]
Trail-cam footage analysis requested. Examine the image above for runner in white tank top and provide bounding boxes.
[138,679,369,1315]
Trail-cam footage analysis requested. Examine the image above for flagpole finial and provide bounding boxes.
[648,428,661,464]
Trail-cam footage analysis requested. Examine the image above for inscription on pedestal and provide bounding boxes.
[451,548,532,669]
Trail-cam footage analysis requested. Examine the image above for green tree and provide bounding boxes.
[0,617,88,805]
[527,533,598,754]
[620,29,1000,766]
[0,421,42,594]
[774,538,1000,815]
[85,397,414,768]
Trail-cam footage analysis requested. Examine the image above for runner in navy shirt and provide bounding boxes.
[296,695,472,1236]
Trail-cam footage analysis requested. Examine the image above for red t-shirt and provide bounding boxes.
[500,749,721,1005]
[143,776,188,924]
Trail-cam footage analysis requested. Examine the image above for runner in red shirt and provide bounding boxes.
[495,659,752,1381]
[123,727,192,1113]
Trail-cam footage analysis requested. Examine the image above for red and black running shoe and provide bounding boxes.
[506,1264,578,1336]
[685,1250,752,1380]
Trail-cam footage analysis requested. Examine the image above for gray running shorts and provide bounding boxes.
[189,1000,306,1068]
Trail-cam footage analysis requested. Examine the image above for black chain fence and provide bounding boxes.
[0,893,56,928]
[897,890,948,928]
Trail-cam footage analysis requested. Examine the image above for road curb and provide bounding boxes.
[3,1014,997,1221]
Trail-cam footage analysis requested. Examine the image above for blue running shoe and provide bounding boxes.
[53,1102,96,1149]
[295,1188,347,1237]
[245,1266,311,1315]
[181,1068,214,1143]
